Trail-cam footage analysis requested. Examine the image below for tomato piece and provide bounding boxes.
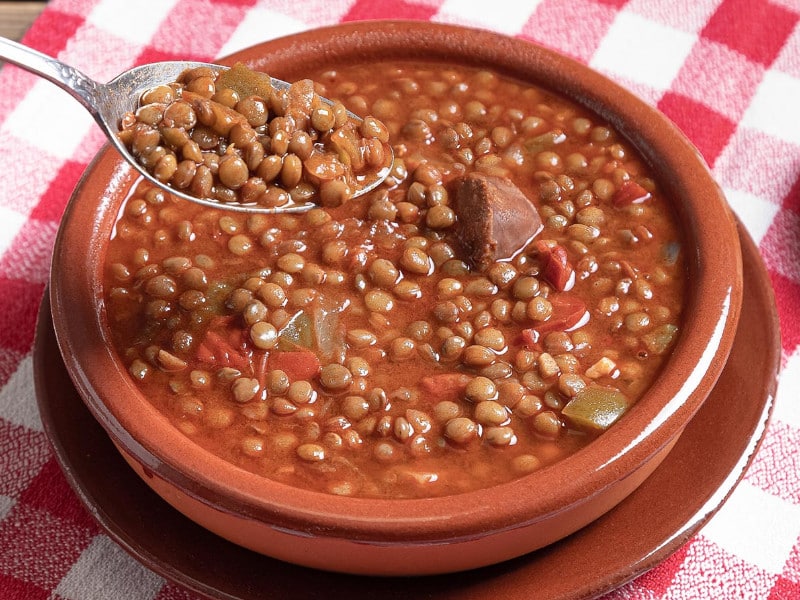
[196,316,250,371]
[268,350,321,381]
[612,180,651,207]
[196,342,215,364]
[536,241,574,292]
[521,328,540,348]
[536,295,589,335]
[419,373,471,400]
[198,330,250,371]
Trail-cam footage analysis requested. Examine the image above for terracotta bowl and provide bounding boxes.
[50,21,742,576]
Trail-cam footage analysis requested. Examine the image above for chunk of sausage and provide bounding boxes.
[451,173,543,271]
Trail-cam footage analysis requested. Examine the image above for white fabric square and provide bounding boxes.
[260,0,354,27]
[762,209,800,284]
[435,0,542,35]
[769,0,800,11]
[625,0,723,33]
[773,350,800,429]
[2,81,93,161]
[217,7,308,59]
[723,188,779,246]
[0,206,26,258]
[55,534,165,600]
[87,0,178,46]
[0,494,15,521]
[773,16,800,79]
[0,137,59,215]
[0,354,43,432]
[713,128,800,204]
[590,12,696,91]
[701,482,800,574]
[741,70,800,147]
[61,23,144,84]
[0,218,58,284]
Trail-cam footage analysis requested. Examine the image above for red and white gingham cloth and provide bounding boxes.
[1,0,799,598]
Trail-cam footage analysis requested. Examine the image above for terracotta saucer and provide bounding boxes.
[35,221,778,600]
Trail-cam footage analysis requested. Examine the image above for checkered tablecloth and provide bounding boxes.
[1,0,799,598]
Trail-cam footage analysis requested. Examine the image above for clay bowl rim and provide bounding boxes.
[50,20,743,545]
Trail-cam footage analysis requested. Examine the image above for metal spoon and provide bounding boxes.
[0,36,393,213]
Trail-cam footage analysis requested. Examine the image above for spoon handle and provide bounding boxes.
[0,36,101,118]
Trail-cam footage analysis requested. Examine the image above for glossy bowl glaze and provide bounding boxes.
[50,21,743,576]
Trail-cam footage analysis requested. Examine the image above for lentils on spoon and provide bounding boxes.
[0,37,393,214]
[118,63,393,211]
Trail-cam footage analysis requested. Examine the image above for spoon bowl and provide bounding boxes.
[0,37,392,213]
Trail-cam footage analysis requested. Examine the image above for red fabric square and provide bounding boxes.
[593,0,628,7]
[701,0,799,66]
[769,575,800,600]
[670,39,764,121]
[21,11,84,59]
[0,419,50,499]
[207,0,257,5]
[657,92,736,165]
[769,271,800,355]
[19,458,100,533]
[151,0,255,61]
[782,174,800,214]
[29,158,88,222]
[135,47,190,66]
[342,0,439,21]
[629,538,694,595]
[0,279,45,354]
[521,0,619,63]
[0,573,49,600]
[0,504,94,591]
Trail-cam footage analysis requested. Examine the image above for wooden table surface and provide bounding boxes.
[0,1,47,42]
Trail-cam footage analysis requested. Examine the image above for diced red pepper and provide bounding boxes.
[612,181,651,207]
[255,351,269,387]
[419,373,471,400]
[540,295,589,334]
[536,241,574,292]
[196,330,251,372]
[196,342,215,364]
[521,327,540,348]
[268,350,321,381]
[522,295,589,342]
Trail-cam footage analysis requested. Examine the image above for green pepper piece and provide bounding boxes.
[277,311,314,350]
[216,62,274,100]
[562,386,629,433]
[642,324,679,356]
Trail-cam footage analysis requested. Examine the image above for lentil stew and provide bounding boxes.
[103,60,686,500]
